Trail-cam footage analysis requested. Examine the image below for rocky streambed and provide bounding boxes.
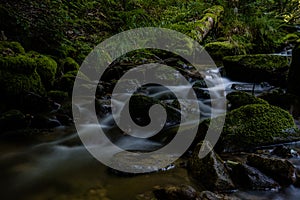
[1,41,300,199]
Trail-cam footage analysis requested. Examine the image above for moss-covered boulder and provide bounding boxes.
[33,53,57,90]
[223,54,290,86]
[0,70,45,97]
[0,53,45,98]
[188,141,235,191]
[0,41,25,55]
[226,91,268,110]
[0,54,36,74]
[220,104,299,152]
[61,57,79,73]
[58,70,90,94]
[288,43,300,96]
[205,41,245,61]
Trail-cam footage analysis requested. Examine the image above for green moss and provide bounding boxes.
[0,69,45,97]
[205,41,245,60]
[223,54,290,86]
[0,41,25,54]
[221,104,299,151]
[0,54,36,74]
[0,109,27,131]
[29,53,58,90]
[279,33,299,45]
[226,91,268,110]
[62,57,79,73]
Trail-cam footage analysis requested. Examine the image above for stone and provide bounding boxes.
[226,91,268,110]
[247,154,296,185]
[220,104,299,152]
[228,162,279,190]
[188,141,235,191]
[223,54,290,86]
[0,109,28,132]
[153,185,198,200]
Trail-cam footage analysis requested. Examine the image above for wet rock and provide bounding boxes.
[226,91,268,110]
[220,104,300,152]
[271,145,299,158]
[188,141,235,191]
[30,114,61,129]
[288,43,300,96]
[153,185,198,200]
[198,191,240,200]
[0,109,28,132]
[247,154,296,185]
[227,162,279,190]
[109,151,176,175]
[223,54,290,86]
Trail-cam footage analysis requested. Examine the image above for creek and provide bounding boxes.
[1,64,300,200]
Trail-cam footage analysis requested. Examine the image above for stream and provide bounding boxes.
[1,65,300,200]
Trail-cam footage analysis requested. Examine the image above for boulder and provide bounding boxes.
[0,41,25,55]
[220,104,299,152]
[227,162,279,190]
[247,154,296,185]
[288,43,300,96]
[226,91,268,110]
[188,141,235,191]
[223,54,290,86]
[61,57,79,73]
[153,185,198,200]
[205,41,245,61]
[0,109,28,132]
[33,53,58,90]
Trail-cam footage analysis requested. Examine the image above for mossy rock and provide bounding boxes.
[226,91,268,110]
[58,70,89,94]
[205,41,245,60]
[223,54,290,86]
[220,104,299,152]
[32,53,57,90]
[0,41,25,55]
[0,68,45,97]
[62,57,79,73]
[0,54,37,74]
